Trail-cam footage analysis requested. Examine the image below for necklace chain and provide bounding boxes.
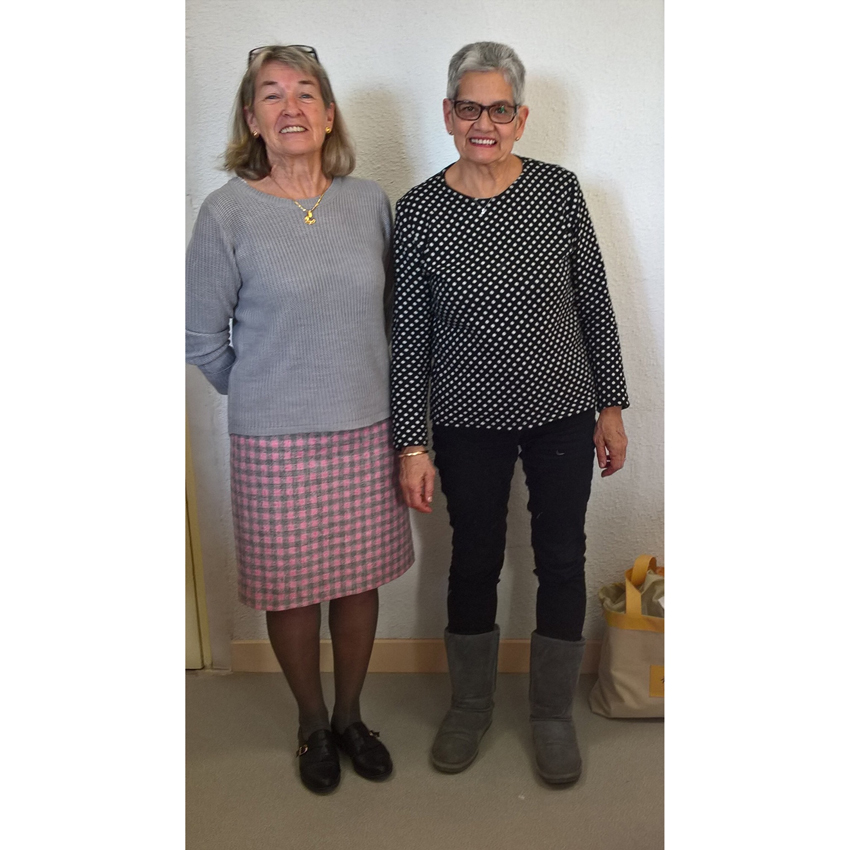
[269,171,327,225]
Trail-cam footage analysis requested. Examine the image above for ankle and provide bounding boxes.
[299,714,331,741]
[331,708,362,733]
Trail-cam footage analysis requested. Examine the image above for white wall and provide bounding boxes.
[186,0,664,666]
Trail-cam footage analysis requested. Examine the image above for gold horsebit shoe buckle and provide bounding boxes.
[295,729,380,757]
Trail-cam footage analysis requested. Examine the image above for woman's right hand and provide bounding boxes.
[398,448,436,513]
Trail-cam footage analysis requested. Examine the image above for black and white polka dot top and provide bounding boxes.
[390,157,629,450]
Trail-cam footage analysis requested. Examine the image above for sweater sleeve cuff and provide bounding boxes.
[392,431,429,451]
[199,359,233,395]
[597,397,629,412]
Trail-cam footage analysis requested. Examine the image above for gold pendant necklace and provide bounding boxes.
[291,194,324,225]
[269,171,327,225]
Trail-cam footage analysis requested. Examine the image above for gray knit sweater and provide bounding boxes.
[186,176,393,436]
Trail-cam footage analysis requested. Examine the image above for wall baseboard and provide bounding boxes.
[230,638,601,674]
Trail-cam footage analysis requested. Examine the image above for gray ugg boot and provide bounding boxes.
[431,626,500,773]
[529,631,585,784]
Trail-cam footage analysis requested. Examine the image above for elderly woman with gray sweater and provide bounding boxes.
[186,45,413,795]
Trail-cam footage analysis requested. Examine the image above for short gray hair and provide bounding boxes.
[446,42,526,105]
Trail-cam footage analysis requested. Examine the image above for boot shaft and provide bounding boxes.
[529,631,585,721]
[445,626,500,709]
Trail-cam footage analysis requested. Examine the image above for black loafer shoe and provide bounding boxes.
[332,721,393,781]
[296,729,340,794]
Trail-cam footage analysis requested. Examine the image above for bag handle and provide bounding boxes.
[625,555,657,617]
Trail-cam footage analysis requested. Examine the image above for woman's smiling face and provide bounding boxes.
[244,61,334,165]
[443,70,528,167]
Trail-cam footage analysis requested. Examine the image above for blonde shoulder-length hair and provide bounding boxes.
[224,46,356,180]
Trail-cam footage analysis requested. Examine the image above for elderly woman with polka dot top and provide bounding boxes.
[390,42,629,785]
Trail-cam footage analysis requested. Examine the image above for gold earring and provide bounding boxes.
[325,127,332,135]
[252,131,259,138]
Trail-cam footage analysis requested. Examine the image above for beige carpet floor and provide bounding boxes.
[187,671,663,850]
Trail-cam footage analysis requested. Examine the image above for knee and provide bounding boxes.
[449,557,503,586]
[531,528,587,565]
[533,556,587,586]
[449,522,508,570]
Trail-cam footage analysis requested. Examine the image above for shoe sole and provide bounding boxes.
[351,763,393,781]
[301,777,340,794]
[430,752,479,773]
[536,763,582,785]
[539,774,581,785]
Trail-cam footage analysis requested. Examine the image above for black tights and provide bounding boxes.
[266,588,379,738]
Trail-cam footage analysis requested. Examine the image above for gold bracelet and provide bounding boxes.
[399,450,428,458]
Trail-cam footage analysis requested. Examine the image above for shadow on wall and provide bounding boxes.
[527,68,664,593]
[582,176,664,585]
[520,75,574,166]
[344,87,456,638]
[499,462,538,638]
[345,89,416,207]
[408,472,454,638]
[186,364,237,668]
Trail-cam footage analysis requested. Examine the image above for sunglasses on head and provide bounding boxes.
[248,45,320,66]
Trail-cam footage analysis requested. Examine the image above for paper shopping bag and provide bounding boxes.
[589,554,664,718]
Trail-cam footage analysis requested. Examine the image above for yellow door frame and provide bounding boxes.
[186,417,212,668]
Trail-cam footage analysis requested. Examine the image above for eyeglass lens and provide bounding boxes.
[453,101,517,123]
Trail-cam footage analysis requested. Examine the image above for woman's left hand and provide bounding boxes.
[594,406,628,478]
[398,449,436,513]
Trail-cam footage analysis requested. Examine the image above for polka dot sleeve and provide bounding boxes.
[390,194,433,449]
[569,177,630,411]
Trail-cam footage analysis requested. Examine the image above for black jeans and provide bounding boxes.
[432,410,596,642]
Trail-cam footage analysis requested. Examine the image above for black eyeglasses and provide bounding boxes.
[248,45,320,66]
[451,100,519,124]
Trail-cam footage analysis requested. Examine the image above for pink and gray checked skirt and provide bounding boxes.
[230,419,414,611]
